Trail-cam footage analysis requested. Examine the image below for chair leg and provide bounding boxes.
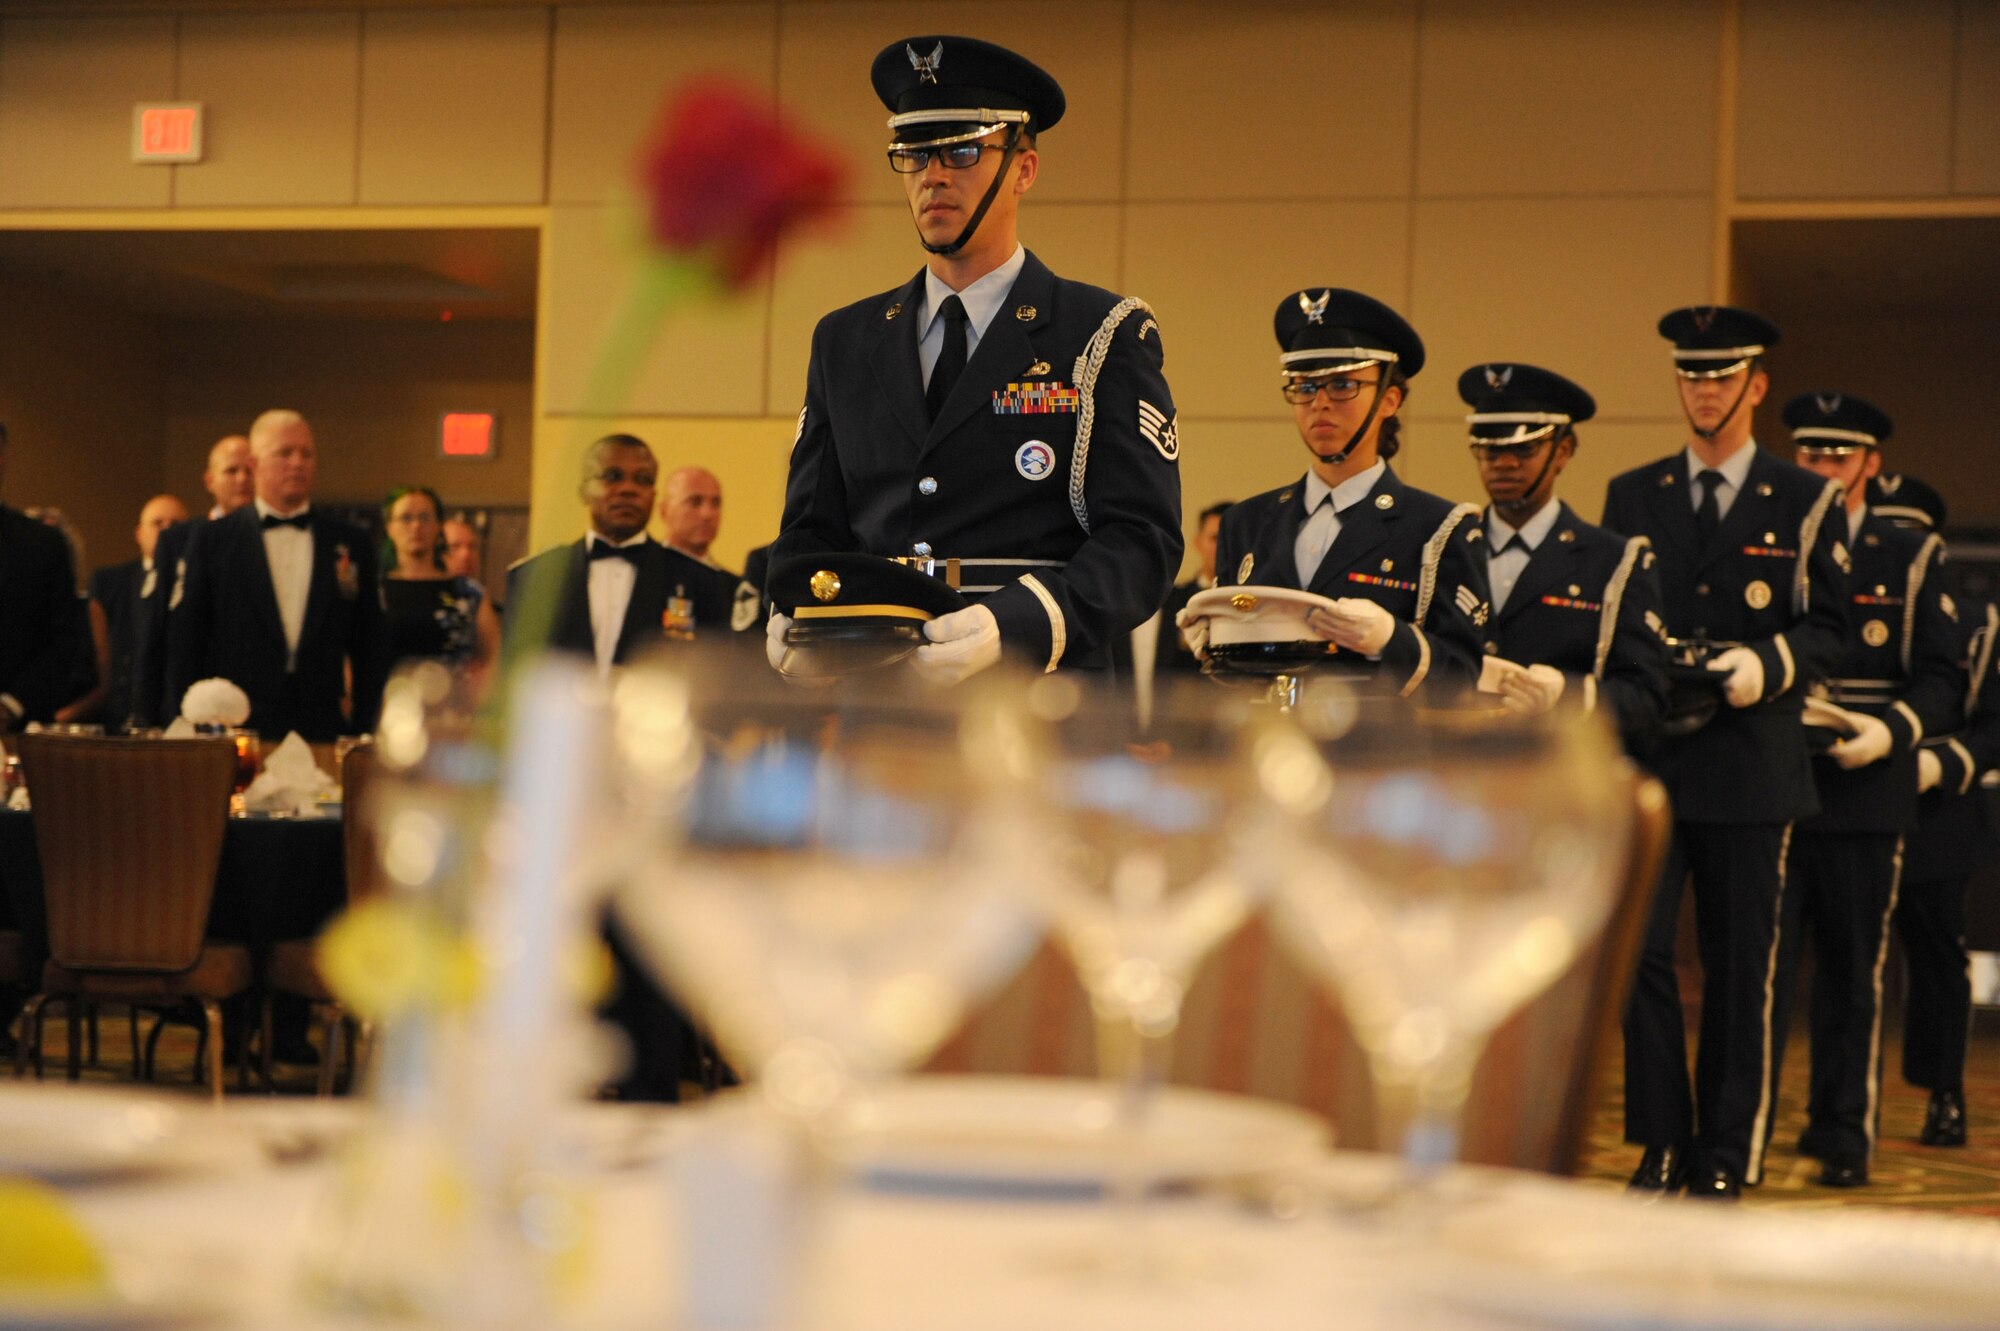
[14,995,46,1080]
[316,1005,342,1099]
[142,1011,168,1081]
[85,1002,99,1067]
[128,1007,141,1080]
[260,993,276,1093]
[66,1001,81,1081]
[200,1000,224,1102]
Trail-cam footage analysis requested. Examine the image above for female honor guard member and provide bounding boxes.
[1188,289,1488,697]
[1460,363,1668,753]
[1604,307,1848,1200]
[1777,393,1959,1187]
[769,36,1182,683]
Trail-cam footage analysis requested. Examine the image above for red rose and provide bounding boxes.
[638,79,847,290]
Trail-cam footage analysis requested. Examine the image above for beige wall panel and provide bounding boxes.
[542,204,769,417]
[159,318,535,513]
[763,200,1122,414]
[0,16,175,209]
[1129,0,1417,201]
[549,3,776,205]
[527,414,795,566]
[1123,200,1410,422]
[175,12,360,207]
[1416,0,1717,197]
[1737,0,1954,199]
[1169,417,1299,579]
[1409,196,1711,428]
[358,8,549,206]
[775,2,1127,204]
[1955,2,2000,194]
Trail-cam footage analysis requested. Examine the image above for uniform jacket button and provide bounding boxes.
[912,541,932,558]
[1696,583,1710,597]
[918,477,938,496]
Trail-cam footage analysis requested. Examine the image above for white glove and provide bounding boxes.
[1917,747,1944,793]
[1501,663,1566,716]
[1829,712,1894,771]
[1707,646,1765,709]
[914,603,1002,686]
[1174,605,1210,661]
[765,611,792,672]
[1307,598,1396,656]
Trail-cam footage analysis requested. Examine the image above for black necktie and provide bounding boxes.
[260,511,311,531]
[1695,470,1723,546]
[926,294,968,420]
[588,540,642,564]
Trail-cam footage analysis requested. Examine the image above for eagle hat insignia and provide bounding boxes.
[809,569,841,602]
[1237,553,1254,583]
[1816,393,1843,415]
[907,40,943,85]
[1745,580,1772,609]
[1299,290,1331,326]
[1484,364,1514,391]
[1691,307,1717,332]
[1231,593,1259,612]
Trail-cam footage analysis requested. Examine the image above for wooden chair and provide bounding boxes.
[924,764,1673,1176]
[12,735,246,1100]
[261,742,381,1095]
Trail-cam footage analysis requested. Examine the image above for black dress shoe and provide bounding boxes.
[1685,1164,1741,1201]
[1796,1123,1830,1160]
[1627,1144,1685,1193]
[1819,1157,1869,1188]
[1921,1089,1968,1147]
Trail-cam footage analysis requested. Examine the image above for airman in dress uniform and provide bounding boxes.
[769,36,1182,684]
[1187,289,1488,697]
[1773,395,1961,1187]
[1603,307,1849,1199]
[1458,362,1668,752]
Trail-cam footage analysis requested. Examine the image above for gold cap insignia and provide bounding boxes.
[1015,304,1037,322]
[1744,580,1772,609]
[1862,618,1890,647]
[1231,593,1259,612]
[809,570,841,602]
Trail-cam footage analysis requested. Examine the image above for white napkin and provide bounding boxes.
[242,732,336,815]
[164,716,196,738]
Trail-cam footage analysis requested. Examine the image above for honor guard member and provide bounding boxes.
[1875,480,1993,1148]
[1459,363,1669,751]
[769,36,1183,685]
[1189,289,1488,697]
[1604,307,1849,1200]
[1775,394,1960,1187]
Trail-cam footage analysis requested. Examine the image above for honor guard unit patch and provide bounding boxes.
[992,382,1081,414]
[1137,400,1179,460]
[1014,440,1056,480]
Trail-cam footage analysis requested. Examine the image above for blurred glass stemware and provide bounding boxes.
[1262,686,1633,1203]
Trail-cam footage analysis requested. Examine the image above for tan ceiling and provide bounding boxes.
[0,226,538,322]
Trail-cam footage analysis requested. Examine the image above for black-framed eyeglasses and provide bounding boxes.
[888,141,1005,173]
[1280,375,1374,405]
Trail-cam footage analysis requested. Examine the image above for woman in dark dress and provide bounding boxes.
[380,486,500,688]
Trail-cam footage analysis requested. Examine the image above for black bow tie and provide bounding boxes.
[588,540,643,563]
[260,511,311,531]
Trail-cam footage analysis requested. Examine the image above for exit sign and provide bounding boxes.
[133,103,203,163]
[441,412,498,460]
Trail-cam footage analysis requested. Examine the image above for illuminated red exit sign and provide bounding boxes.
[441,412,498,460]
[132,103,203,163]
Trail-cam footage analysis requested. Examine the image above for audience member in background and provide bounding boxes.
[660,465,728,570]
[380,485,499,686]
[1159,500,1230,674]
[84,493,188,728]
[22,507,101,725]
[0,425,88,730]
[441,515,484,581]
[132,435,256,726]
[165,409,387,740]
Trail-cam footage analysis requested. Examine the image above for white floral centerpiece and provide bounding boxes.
[179,678,251,730]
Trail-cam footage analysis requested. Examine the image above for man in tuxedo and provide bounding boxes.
[132,435,255,726]
[164,411,386,740]
[505,434,749,672]
[89,493,188,728]
[0,423,87,731]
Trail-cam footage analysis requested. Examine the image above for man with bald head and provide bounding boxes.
[201,435,253,518]
[87,493,188,727]
[660,465,725,567]
[165,410,385,740]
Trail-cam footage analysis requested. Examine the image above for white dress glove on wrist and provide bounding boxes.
[1707,646,1765,709]
[914,603,1002,686]
[1829,712,1894,771]
[1501,663,1567,716]
[765,611,792,672]
[1309,598,1396,656]
[1917,747,1944,793]
[1174,605,1210,661]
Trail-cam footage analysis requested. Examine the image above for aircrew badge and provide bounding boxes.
[334,544,359,601]
[732,580,760,632]
[1744,579,1772,609]
[1862,619,1889,647]
[1237,553,1254,583]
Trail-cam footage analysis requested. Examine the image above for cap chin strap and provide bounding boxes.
[918,124,1022,258]
[1682,358,1757,441]
[1491,431,1568,521]
[1302,370,1391,469]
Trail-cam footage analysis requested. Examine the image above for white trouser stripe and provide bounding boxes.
[1862,836,1906,1158]
[1746,820,1794,1185]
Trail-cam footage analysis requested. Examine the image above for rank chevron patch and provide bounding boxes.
[1138,399,1180,461]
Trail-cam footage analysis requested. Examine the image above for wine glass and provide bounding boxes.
[1260,684,1633,1204]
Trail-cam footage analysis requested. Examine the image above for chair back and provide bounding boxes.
[340,741,385,906]
[18,735,236,972]
[925,763,1672,1175]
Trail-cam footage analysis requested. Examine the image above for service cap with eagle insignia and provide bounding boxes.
[1456,362,1596,447]
[1868,471,1947,532]
[1658,305,1781,379]
[871,35,1066,142]
[1273,287,1425,379]
[1184,584,1344,675]
[1783,391,1892,455]
[768,551,969,679]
